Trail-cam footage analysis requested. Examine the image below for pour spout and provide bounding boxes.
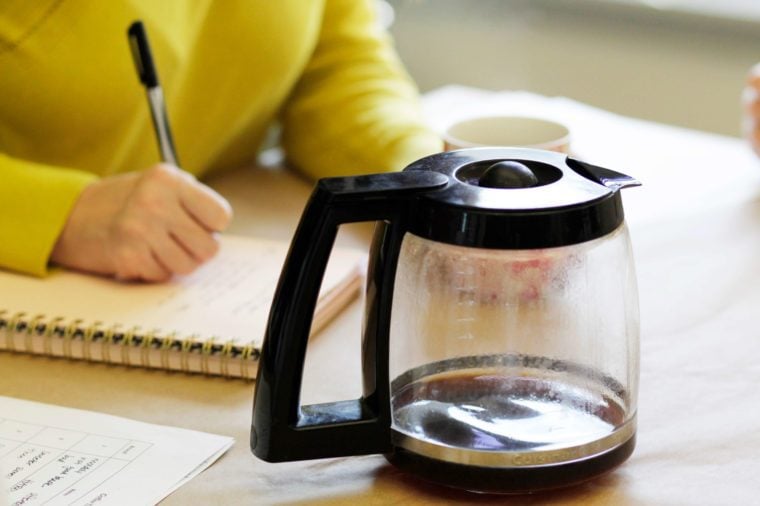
[566,157,641,190]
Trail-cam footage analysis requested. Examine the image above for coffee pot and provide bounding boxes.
[251,148,640,493]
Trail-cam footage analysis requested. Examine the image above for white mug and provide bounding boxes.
[443,115,571,153]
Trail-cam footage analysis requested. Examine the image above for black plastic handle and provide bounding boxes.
[251,170,448,462]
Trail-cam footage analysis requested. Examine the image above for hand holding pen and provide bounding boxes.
[50,21,232,282]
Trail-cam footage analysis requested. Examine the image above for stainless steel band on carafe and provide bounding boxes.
[252,147,641,494]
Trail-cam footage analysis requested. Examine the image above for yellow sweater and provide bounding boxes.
[0,0,441,276]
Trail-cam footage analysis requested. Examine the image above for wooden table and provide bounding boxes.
[2,88,760,505]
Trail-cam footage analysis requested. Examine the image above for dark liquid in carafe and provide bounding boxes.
[389,367,635,493]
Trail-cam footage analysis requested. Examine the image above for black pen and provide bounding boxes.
[127,20,181,167]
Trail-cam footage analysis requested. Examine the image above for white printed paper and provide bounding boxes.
[0,396,233,506]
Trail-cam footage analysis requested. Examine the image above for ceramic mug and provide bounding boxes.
[443,115,571,153]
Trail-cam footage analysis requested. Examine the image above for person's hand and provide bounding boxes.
[744,63,760,157]
[51,164,233,282]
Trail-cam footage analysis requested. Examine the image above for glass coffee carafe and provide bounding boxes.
[251,148,640,493]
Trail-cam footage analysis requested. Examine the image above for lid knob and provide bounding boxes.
[478,161,539,189]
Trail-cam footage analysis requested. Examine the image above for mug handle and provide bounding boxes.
[251,170,448,462]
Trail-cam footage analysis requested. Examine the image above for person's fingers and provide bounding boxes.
[749,62,760,89]
[148,229,202,276]
[743,81,760,109]
[742,68,760,157]
[753,100,760,119]
[748,98,760,119]
[169,211,221,263]
[141,253,173,282]
[751,125,760,157]
[177,177,233,232]
[112,244,171,282]
[133,164,231,232]
[742,77,758,99]
[52,164,231,283]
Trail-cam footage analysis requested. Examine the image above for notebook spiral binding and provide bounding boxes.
[0,309,259,379]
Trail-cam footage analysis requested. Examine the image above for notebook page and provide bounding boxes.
[0,396,233,506]
[0,235,365,347]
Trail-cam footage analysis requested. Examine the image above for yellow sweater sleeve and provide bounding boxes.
[0,153,97,276]
[279,0,442,179]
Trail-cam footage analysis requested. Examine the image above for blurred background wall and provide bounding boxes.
[385,0,760,137]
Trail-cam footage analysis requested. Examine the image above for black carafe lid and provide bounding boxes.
[404,148,640,249]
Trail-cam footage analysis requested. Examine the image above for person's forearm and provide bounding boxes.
[279,0,442,180]
[0,154,97,276]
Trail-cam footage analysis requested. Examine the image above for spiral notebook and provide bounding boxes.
[0,235,365,380]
